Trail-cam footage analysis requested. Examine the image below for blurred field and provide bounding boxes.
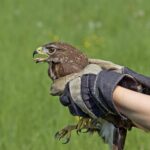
[1,0,150,150]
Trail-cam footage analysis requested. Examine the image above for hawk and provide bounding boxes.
[33,42,132,150]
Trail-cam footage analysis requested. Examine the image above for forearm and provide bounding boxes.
[113,86,150,131]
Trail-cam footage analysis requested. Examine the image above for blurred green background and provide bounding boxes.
[1,0,150,150]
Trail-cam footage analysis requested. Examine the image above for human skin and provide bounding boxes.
[113,86,150,131]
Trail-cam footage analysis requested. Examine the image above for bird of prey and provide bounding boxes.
[33,42,134,150]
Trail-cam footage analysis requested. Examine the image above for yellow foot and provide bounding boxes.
[55,125,77,144]
[76,117,92,134]
[55,118,100,144]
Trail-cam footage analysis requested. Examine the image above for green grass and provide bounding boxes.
[0,0,150,149]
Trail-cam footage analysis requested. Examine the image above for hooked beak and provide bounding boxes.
[33,47,49,63]
[33,50,38,58]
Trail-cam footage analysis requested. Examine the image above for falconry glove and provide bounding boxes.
[59,64,102,118]
[60,65,150,121]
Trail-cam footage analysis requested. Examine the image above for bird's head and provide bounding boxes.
[33,42,89,80]
[33,42,60,64]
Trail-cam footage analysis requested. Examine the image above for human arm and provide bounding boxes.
[57,65,150,131]
[113,86,150,131]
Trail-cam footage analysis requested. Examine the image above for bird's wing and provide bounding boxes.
[97,118,115,149]
[50,59,123,96]
[88,58,123,70]
[97,118,127,150]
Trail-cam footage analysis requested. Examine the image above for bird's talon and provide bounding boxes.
[55,125,76,143]
[62,137,70,144]
[55,132,59,139]
[80,128,89,133]
[76,129,81,135]
[55,130,66,140]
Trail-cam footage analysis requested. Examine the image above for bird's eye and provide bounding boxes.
[48,48,56,54]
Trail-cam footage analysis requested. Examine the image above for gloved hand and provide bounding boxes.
[59,64,103,119]
[59,65,150,119]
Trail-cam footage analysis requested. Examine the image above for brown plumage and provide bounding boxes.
[33,42,89,80]
[33,42,130,150]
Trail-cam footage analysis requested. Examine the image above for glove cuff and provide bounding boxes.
[94,70,139,116]
[123,67,150,94]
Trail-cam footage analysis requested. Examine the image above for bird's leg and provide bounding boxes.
[55,118,99,144]
[55,118,92,143]
[76,117,91,133]
[76,118,101,134]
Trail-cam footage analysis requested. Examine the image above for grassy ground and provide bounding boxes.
[1,0,150,149]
